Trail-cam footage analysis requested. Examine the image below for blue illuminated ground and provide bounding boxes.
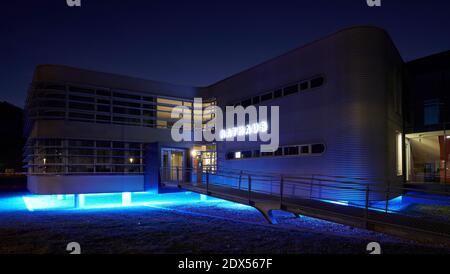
[0,191,449,254]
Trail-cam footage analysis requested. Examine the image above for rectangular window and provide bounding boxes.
[69,95,95,103]
[96,90,111,97]
[157,98,183,106]
[69,112,94,120]
[284,146,299,156]
[261,151,273,157]
[96,115,110,121]
[143,96,155,102]
[97,99,110,104]
[396,132,403,176]
[97,105,110,112]
[310,77,324,88]
[252,96,260,105]
[300,81,309,91]
[113,100,141,108]
[274,148,283,156]
[283,85,298,96]
[113,92,141,100]
[69,102,95,111]
[300,145,310,154]
[261,92,273,102]
[273,89,282,98]
[69,86,94,94]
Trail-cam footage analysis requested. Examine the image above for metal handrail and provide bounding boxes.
[159,166,450,241]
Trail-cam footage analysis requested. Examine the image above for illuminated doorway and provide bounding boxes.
[161,148,185,182]
[406,131,450,184]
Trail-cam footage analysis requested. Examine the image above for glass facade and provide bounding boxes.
[25,139,144,175]
[26,82,194,129]
[24,82,219,177]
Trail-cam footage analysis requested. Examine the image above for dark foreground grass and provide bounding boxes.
[0,193,449,254]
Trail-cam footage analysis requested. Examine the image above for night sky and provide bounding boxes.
[1,0,450,108]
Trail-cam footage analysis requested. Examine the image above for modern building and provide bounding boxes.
[23,26,447,201]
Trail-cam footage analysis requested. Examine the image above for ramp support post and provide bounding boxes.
[254,203,277,225]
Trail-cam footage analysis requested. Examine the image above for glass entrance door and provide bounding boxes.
[161,148,185,182]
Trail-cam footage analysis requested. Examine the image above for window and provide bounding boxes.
[27,138,144,175]
[143,104,155,110]
[42,84,66,91]
[283,85,298,96]
[235,151,242,159]
[157,98,183,106]
[226,152,235,160]
[113,142,125,148]
[96,90,111,97]
[96,141,111,148]
[39,111,65,117]
[273,89,282,99]
[96,115,110,121]
[242,151,252,158]
[284,146,299,156]
[252,96,260,104]
[261,92,273,102]
[69,102,95,111]
[69,140,95,147]
[69,95,94,103]
[300,81,309,91]
[113,100,141,108]
[69,112,94,120]
[143,110,155,117]
[143,119,155,127]
[310,77,324,88]
[40,100,65,108]
[300,145,310,154]
[311,144,325,154]
[113,92,141,100]
[113,107,141,116]
[113,116,140,124]
[261,151,273,157]
[274,148,283,156]
[97,99,110,104]
[69,86,94,94]
[143,96,155,102]
[97,105,110,112]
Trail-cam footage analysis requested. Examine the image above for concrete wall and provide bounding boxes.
[28,175,144,194]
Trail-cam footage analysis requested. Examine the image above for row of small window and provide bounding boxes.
[233,76,325,107]
[28,165,143,174]
[226,143,326,160]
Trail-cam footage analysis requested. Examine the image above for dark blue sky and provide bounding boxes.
[1,0,450,107]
